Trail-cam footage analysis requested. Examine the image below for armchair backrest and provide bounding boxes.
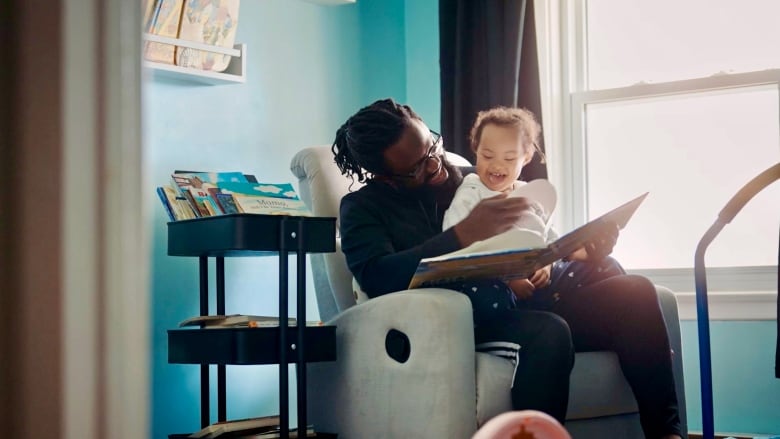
[290,146,359,321]
[290,145,471,321]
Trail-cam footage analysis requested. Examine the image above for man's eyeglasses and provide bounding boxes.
[390,130,443,181]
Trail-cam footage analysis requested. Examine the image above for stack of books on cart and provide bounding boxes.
[168,414,337,438]
[156,170,311,221]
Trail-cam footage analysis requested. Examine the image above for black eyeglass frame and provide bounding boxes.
[388,130,443,181]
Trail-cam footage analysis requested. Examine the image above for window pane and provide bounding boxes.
[585,86,780,269]
[586,0,780,90]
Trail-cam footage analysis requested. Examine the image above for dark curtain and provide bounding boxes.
[440,0,547,181]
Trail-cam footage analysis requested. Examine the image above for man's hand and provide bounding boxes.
[567,221,620,262]
[453,193,533,246]
[508,265,552,300]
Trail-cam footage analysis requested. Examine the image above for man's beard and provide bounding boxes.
[408,157,464,210]
[437,157,463,193]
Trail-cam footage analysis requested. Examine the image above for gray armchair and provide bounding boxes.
[290,146,687,439]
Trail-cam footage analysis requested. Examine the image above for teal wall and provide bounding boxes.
[146,0,411,437]
[146,0,779,437]
[358,0,407,104]
[680,320,780,435]
[404,0,441,131]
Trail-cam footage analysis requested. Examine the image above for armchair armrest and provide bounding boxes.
[307,288,479,439]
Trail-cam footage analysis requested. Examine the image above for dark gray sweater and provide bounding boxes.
[339,179,463,297]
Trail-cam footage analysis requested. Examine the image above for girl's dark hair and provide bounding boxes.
[469,106,546,163]
[332,98,421,183]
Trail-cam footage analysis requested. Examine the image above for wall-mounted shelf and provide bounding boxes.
[142,34,246,85]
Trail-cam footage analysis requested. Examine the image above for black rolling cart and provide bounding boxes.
[166,213,338,439]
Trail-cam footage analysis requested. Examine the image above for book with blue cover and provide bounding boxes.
[215,181,311,216]
[157,186,177,221]
[157,185,198,220]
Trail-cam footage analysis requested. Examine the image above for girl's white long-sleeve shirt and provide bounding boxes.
[442,173,559,243]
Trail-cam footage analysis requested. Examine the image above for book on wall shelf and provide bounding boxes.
[143,0,186,64]
[157,170,312,221]
[408,192,649,289]
[143,0,241,72]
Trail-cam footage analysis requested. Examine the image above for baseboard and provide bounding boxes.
[688,432,759,439]
[674,291,777,321]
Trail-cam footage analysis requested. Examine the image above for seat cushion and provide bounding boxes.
[475,352,514,426]
[474,351,637,425]
[567,351,637,420]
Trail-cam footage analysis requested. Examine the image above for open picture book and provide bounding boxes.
[408,192,649,288]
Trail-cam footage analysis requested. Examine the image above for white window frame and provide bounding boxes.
[534,0,778,320]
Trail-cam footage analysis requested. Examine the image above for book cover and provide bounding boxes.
[212,190,240,214]
[177,171,249,184]
[144,0,185,64]
[171,174,204,216]
[409,192,649,288]
[216,182,312,216]
[162,185,198,220]
[172,174,221,216]
[171,172,263,217]
[175,0,241,72]
[157,186,177,221]
[171,173,203,194]
[173,170,256,183]
[188,187,218,217]
[143,0,161,32]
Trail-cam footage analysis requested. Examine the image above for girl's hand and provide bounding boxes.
[454,193,534,246]
[508,265,552,300]
[528,264,552,289]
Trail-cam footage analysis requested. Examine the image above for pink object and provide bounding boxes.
[472,410,572,439]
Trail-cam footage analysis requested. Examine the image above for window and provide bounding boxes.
[584,86,779,270]
[585,0,780,90]
[547,0,780,287]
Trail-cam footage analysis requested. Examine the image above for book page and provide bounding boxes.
[547,192,649,259]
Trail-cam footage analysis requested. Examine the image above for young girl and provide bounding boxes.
[443,107,555,245]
